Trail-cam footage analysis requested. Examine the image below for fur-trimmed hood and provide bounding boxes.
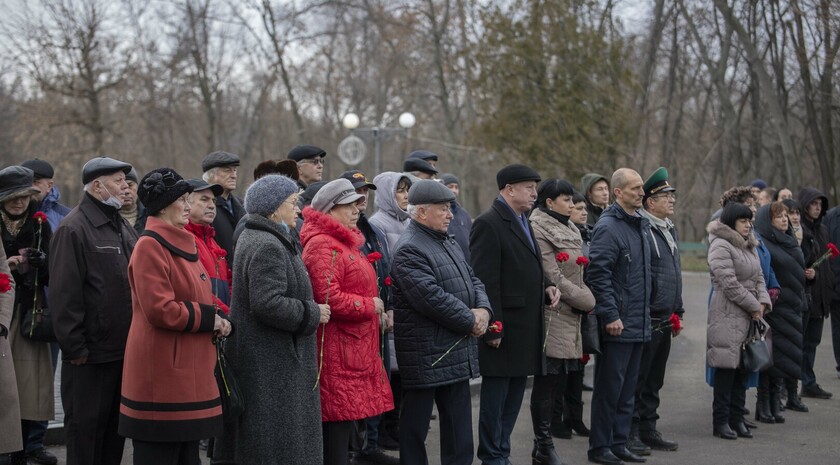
[299,206,364,249]
[707,219,756,250]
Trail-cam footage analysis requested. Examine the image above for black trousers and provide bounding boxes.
[61,360,125,465]
[712,368,747,426]
[133,440,199,465]
[589,342,643,453]
[399,381,473,465]
[551,369,584,426]
[477,376,527,465]
[633,325,672,433]
[323,420,353,465]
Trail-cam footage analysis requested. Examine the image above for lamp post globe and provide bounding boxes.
[343,113,360,130]
[398,112,416,129]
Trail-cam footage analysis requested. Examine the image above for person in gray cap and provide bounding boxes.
[184,179,230,312]
[201,151,244,262]
[470,164,560,465]
[439,173,472,262]
[21,158,71,235]
[406,150,439,169]
[119,168,148,234]
[287,144,327,189]
[49,156,137,465]
[390,179,492,465]
[403,157,437,180]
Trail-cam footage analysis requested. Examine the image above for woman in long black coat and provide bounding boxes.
[754,203,808,423]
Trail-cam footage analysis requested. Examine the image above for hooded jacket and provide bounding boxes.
[369,172,411,255]
[38,186,71,232]
[797,187,835,318]
[581,173,609,226]
[640,209,684,319]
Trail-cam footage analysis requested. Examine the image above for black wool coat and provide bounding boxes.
[212,194,245,263]
[754,205,806,381]
[470,198,550,378]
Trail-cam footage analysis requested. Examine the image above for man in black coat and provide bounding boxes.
[825,205,840,381]
[586,168,652,465]
[392,180,492,465]
[631,168,683,454]
[470,165,560,465]
[201,151,244,261]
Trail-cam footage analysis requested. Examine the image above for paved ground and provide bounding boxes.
[43,272,840,464]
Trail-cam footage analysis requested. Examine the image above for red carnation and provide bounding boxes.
[576,256,590,267]
[33,212,48,224]
[489,321,503,333]
[669,313,682,333]
[555,252,570,262]
[367,251,383,263]
[829,243,840,258]
[0,273,11,293]
[384,276,392,287]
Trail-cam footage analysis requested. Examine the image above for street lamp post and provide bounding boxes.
[342,112,416,175]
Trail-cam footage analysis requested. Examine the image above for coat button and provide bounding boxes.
[354,301,361,307]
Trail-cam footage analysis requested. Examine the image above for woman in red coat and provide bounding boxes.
[120,168,232,464]
[301,178,393,465]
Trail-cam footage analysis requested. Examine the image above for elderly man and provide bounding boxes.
[391,180,492,465]
[470,164,560,465]
[403,157,437,180]
[406,150,439,169]
[202,151,243,261]
[586,168,652,465]
[49,157,138,465]
[119,168,147,234]
[287,144,326,189]
[629,168,683,454]
[185,179,231,312]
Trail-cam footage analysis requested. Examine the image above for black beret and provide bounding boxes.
[407,150,439,162]
[201,151,240,172]
[496,164,541,189]
[20,159,54,180]
[186,179,224,197]
[82,157,132,185]
[408,179,455,205]
[287,144,327,162]
[0,166,39,203]
[138,168,194,217]
[403,157,438,175]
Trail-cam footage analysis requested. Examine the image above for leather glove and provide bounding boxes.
[27,249,47,269]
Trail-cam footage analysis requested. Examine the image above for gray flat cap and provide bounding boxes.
[403,157,438,175]
[202,151,240,172]
[439,173,459,186]
[311,178,364,213]
[408,179,455,205]
[82,157,132,184]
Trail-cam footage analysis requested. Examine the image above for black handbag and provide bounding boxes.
[741,319,772,372]
[18,291,57,343]
[580,313,601,355]
[214,337,245,422]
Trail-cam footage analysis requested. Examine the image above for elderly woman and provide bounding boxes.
[301,178,393,465]
[119,168,232,464]
[0,166,54,465]
[229,174,328,465]
[707,203,772,440]
[528,179,596,464]
[0,244,22,460]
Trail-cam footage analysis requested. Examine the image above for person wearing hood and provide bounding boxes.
[797,187,836,400]
[440,173,472,262]
[753,202,808,423]
[580,173,610,227]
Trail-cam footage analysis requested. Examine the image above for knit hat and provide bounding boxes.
[496,164,541,189]
[439,173,459,187]
[244,174,299,217]
[138,168,194,217]
[20,159,54,180]
[311,178,364,213]
[751,179,767,190]
[408,180,455,205]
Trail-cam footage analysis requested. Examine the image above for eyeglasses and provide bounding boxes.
[299,158,326,166]
[652,192,677,200]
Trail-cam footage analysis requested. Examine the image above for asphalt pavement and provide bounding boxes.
[43,272,840,464]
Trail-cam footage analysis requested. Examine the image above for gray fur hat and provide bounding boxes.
[244,174,299,216]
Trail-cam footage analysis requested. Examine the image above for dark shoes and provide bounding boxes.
[27,449,58,465]
[639,430,678,451]
[582,382,594,392]
[550,421,573,439]
[786,395,809,412]
[712,424,737,440]
[626,427,651,456]
[587,449,624,465]
[357,448,400,465]
[801,384,833,399]
[742,417,758,429]
[611,446,646,463]
[729,421,753,438]
[565,419,591,437]
[377,432,399,451]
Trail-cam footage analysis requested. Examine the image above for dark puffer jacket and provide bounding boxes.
[826,206,840,303]
[586,203,652,343]
[391,220,492,389]
[641,211,684,319]
[754,205,805,381]
[797,187,835,318]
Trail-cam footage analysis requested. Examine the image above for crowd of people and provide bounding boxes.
[0,147,838,465]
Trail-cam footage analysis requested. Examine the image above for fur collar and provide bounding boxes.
[299,206,364,249]
[707,219,757,250]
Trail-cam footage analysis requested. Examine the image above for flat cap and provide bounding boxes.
[439,173,459,186]
[643,167,676,200]
[407,150,439,162]
[0,166,40,203]
[126,168,139,183]
[201,151,240,172]
[496,164,541,190]
[287,144,327,162]
[186,179,224,197]
[311,178,364,213]
[20,159,54,180]
[340,170,377,190]
[82,157,132,185]
[300,181,328,206]
[403,157,438,175]
[408,179,455,205]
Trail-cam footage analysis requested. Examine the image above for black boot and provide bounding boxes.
[626,424,652,456]
[785,380,809,412]
[531,400,566,465]
[9,452,27,465]
[755,388,775,423]
[770,381,785,423]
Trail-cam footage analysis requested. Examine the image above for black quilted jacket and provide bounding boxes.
[391,220,492,389]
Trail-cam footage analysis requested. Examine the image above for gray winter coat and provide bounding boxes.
[229,214,322,465]
[369,172,412,255]
[706,220,772,369]
[0,246,21,454]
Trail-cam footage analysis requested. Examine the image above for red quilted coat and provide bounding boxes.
[300,207,394,422]
[185,222,231,313]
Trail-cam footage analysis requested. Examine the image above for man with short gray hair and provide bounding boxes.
[201,151,243,260]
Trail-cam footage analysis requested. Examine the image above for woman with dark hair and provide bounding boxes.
[528,179,596,463]
[782,199,803,246]
[707,203,772,440]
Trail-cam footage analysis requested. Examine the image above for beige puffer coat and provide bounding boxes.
[706,220,772,369]
[0,245,21,454]
[530,208,596,360]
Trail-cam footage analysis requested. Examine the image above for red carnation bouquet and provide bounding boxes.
[812,242,840,268]
[556,252,570,263]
